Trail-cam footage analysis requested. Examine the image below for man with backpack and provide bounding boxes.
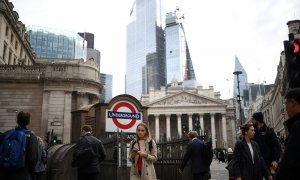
[0,111,38,180]
[72,125,106,180]
[251,111,281,178]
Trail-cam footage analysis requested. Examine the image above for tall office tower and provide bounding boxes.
[100,73,113,102]
[165,10,196,83]
[78,32,101,68]
[27,26,87,60]
[78,32,94,49]
[126,0,165,99]
[233,55,249,124]
[233,56,248,99]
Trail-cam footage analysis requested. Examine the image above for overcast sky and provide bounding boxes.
[10,0,300,99]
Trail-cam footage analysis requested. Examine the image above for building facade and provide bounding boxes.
[0,0,34,65]
[0,1,101,144]
[27,25,87,60]
[165,10,196,83]
[100,73,113,102]
[126,0,165,99]
[141,81,236,149]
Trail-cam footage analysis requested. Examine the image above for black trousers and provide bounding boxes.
[78,172,99,180]
[193,173,204,180]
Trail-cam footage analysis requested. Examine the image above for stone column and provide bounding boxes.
[63,91,72,143]
[177,114,182,138]
[222,114,227,148]
[200,114,204,135]
[211,114,216,149]
[155,114,160,141]
[188,114,193,131]
[166,114,171,140]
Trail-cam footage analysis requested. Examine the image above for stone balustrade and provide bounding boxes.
[0,63,99,82]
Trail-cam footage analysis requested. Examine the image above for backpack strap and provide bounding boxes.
[131,139,137,150]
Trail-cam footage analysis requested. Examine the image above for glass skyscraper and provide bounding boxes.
[165,11,196,83]
[100,73,113,102]
[233,55,249,124]
[233,55,248,98]
[126,0,165,99]
[27,26,87,60]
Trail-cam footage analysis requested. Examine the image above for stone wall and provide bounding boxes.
[0,59,100,143]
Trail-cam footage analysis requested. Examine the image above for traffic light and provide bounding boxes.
[53,135,58,145]
[284,33,300,88]
[45,131,50,144]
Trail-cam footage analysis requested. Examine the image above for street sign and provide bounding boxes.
[106,100,142,132]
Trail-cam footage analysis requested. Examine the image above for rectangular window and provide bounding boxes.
[5,25,9,36]
[13,55,17,65]
[15,40,18,50]
[10,33,14,43]
[3,42,7,62]
[8,50,12,65]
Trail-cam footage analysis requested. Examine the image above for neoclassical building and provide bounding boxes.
[0,0,101,144]
[141,80,236,149]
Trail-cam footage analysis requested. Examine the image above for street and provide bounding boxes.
[210,160,229,180]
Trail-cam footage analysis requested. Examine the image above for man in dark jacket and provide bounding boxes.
[72,125,106,180]
[276,88,300,180]
[251,111,281,178]
[0,111,38,180]
[180,131,210,180]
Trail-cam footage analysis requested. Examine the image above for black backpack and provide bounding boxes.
[72,136,98,168]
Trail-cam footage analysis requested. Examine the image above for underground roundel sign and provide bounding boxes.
[106,100,143,132]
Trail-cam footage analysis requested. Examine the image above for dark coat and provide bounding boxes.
[73,134,106,174]
[253,124,281,166]
[180,138,209,174]
[0,126,38,180]
[231,138,270,180]
[275,113,300,180]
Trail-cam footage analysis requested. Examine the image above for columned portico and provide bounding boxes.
[144,90,235,148]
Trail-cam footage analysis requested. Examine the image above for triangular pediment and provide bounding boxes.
[146,91,225,107]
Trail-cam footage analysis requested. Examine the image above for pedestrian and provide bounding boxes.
[179,131,210,180]
[0,111,38,180]
[251,111,281,178]
[129,122,157,180]
[34,136,47,180]
[227,148,233,163]
[231,123,272,180]
[275,88,300,180]
[227,148,234,180]
[72,125,106,180]
[218,150,225,163]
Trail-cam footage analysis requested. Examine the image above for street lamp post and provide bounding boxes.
[194,116,203,137]
[233,71,243,126]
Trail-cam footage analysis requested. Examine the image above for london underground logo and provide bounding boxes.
[107,101,141,129]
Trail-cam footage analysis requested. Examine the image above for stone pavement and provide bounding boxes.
[210,160,229,180]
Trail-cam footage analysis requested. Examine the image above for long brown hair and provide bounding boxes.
[136,122,152,142]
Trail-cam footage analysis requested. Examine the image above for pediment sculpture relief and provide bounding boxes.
[156,94,215,105]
